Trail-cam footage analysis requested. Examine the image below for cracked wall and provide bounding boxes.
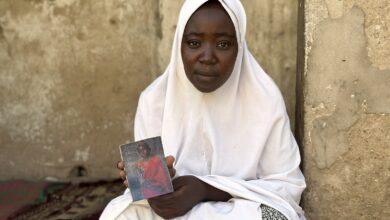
[0,0,298,180]
[301,0,390,219]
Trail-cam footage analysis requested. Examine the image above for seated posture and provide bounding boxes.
[101,0,306,219]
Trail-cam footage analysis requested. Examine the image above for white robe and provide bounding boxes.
[101,0,306,219]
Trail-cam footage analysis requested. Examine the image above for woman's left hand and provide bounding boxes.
[148,175,206,219]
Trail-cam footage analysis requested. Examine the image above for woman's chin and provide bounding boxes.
[191,76,221,93]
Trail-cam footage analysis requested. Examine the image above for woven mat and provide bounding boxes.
[1,179,123,220]
[0,180,66,220]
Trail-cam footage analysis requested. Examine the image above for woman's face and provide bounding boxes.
[181,2,238,93]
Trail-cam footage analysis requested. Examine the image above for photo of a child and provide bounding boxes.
[120,137,173,201]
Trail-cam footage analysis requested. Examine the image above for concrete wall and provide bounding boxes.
[0,0,160,180]
[0,0,298,180]
[300,0,390,219]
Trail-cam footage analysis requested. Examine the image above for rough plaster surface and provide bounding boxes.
[0,0,158,180]
[303,0,390,219]
[158,0,298,127]
[0,0,298,180]
[305,114,390,219]
[304,0,390,71]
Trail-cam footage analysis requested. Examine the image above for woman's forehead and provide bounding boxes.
[184,2,236,35]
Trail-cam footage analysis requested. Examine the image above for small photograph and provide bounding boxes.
[119,136,173,201]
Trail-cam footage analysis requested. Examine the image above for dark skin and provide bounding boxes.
[181,1,238,93]
[118,155,232,219]
[118,1,237,219]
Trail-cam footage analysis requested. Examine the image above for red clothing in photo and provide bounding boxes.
[136,156,171,198]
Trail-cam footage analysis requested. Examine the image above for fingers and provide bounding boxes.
[119,169,128,188]
[169,168,176,178]
[148,193,177,210]
[172,177,187,190]
[172,176,202,191]
[117,161,125,170]
[148,183,195,219]
[165,155,175,167]
[166,155,176,178]
[120,170,126,180]
[150,191,176,203]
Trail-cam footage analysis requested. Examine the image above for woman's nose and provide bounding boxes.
[199,45,217,64]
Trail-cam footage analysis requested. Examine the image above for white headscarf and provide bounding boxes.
[101,0,306,219]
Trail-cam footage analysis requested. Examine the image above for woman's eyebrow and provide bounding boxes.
[214,33,236,38]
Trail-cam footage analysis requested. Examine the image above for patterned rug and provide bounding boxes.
[0,179,123,220]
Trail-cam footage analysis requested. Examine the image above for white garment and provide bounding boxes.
[101,0,306,219]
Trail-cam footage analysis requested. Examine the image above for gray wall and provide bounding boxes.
[300,0,390,219]
[0,0,298,180]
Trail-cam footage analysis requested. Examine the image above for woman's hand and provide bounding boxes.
[165,155,176,178]
[147,176,207,219]
[148,175,233,219]
[117,160,128,187]
[117,155,176,188]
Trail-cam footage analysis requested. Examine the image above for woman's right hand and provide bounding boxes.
[117,155,176,188]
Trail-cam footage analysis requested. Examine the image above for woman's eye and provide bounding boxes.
[217,41,231,49]
[187,40,200,48]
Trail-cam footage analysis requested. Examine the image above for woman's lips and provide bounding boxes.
[194,72,219,83]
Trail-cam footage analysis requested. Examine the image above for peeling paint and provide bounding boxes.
[303,0,390,218]
[324,0,344,18]
[344,0,390,70]
[305,114,390,218]
[306,6,390,168]
[75,147,90,162]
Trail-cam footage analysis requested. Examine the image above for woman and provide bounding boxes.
[101,0,306,219]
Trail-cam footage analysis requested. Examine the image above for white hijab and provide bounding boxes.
[102,0,306,219]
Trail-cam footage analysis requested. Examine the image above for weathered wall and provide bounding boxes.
[301,0,390,219]
[0,0,160,180]
[0,0,298,180]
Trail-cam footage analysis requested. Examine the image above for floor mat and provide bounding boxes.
[0,180,66,220]
[1,179,124,220]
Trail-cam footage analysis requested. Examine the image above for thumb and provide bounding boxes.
[165,155,175,167]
